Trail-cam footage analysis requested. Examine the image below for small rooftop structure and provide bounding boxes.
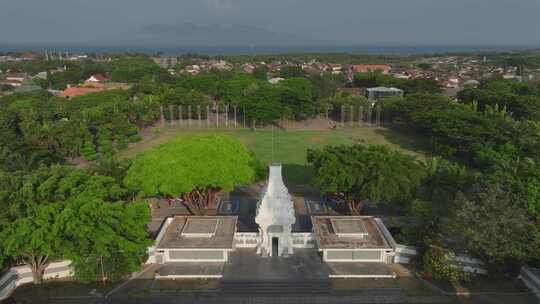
[157,216,237,250]
[331,218,368,238]
[181,218,218,238]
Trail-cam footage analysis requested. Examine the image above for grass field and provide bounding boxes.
[120,125,428,185]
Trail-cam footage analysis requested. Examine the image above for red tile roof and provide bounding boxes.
[353,64,391,74]
[59,87,108,98]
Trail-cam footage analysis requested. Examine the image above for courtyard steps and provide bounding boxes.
[221,280,331,294]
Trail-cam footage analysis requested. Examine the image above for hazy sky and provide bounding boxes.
[1,0,539,45]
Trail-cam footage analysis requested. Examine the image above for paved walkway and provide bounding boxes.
[40,293,540,304]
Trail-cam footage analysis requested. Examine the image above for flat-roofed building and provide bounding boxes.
[155,216,237,263]
[311,216,396,264]
[366,86,404,101]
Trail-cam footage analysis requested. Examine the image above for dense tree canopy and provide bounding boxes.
[0,89,161,167]
[458,80,540,121]
[0,165,151,283]
[157,86,213,120]
[278,77,317,120]
[308,144,424,214]
[279,65,306,78]
[176,73,221,97]
[110,56,169,83]
[307,73,346,100]
[385,85,540,275]
[384,93,519,162]
[56,196,151,283]
[447,183,540,272]
[354,72,442,95]
[1,203,62,284]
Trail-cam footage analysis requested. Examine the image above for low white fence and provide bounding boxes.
[394,244,487,274]
[0,260,73,301]
[452,255,488,275]
[520,266,540,299]
[395,244,417,264]
[234,232,316,249]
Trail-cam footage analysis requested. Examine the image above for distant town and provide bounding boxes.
[2,50,539,100]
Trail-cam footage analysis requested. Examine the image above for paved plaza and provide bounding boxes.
[223,248,330,281]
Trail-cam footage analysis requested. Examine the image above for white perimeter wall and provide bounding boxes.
[0,260,73,301]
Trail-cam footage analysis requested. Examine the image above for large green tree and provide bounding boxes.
[278,77,316,120]
[158,87,213,120]
[56,196,151,283]
[458,80,540,121]
[0,165,150,283]
[402,157,473,246]
[0,204,62,284]
[220,76,283,125]
[110,56,168,83]
[354,72,442,95]
[279,65,306,78]
[307,73,346,100]
[308,144,424,214]
[125,135,258,213]
[447,183,540,272]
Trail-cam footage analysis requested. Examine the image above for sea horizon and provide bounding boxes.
[1,43,538,56]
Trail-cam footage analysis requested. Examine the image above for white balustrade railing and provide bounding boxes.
[233,232,315,249]
[291,233,315,248]
[234,232,259,248]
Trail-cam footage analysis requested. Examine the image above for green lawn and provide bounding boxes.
[120,126,428,185]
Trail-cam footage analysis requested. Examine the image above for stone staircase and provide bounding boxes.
[221,280,331,295]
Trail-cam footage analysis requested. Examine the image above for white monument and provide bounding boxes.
[255,163,296,257]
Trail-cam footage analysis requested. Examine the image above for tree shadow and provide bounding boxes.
[374,126,433,157]
[282,163,314,186]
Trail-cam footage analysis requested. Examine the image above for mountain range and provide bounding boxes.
[109,23,324,47]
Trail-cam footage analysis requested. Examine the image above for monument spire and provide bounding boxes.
[255,163,296,257]
[271,124,275,163]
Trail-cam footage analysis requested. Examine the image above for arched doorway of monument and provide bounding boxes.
[271,237,279,257]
